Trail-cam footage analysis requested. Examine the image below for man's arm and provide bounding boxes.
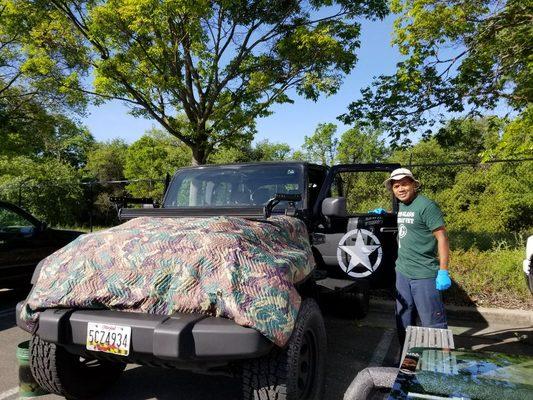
[433,226,451,290]
[433,226,449,270]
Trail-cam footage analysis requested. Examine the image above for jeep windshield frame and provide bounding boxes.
[162,163,307,213]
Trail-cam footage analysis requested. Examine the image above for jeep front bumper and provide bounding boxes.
[16,302,273,365]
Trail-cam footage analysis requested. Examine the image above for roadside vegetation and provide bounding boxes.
[449,246,532,309]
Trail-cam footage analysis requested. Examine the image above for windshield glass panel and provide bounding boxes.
[164,165,304,209]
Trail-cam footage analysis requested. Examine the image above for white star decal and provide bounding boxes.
[339,230,380,274]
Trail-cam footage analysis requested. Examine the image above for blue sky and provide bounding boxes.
[83,15,402,150]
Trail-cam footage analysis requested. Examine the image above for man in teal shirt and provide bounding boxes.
[384,168,452,345]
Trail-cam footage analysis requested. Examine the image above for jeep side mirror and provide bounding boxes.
[39,222,48,232]
[321,197,347,217]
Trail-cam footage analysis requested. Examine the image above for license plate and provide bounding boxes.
[86,322,131,356]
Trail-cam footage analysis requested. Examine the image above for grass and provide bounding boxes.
[448,230,527,251]
[446,247,532,310]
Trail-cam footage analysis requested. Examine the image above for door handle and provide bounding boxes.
[380,227,398,233]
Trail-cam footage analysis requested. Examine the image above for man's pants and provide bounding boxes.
[395,270,447,346]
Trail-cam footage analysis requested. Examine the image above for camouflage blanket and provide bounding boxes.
[20,216,314,346]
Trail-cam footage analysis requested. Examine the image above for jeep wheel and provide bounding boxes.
[241,298,326,400]
[30,335,125,399]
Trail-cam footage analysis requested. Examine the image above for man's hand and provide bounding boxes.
[436,270,451,290]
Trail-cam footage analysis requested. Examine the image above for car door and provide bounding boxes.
[312,164,400,289]
[0,203,53,287]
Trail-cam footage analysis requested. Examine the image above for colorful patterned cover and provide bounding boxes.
[20,216,315,346]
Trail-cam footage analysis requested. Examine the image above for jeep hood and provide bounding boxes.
[20,216,314,346]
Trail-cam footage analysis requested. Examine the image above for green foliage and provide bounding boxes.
[0,156,83,226]
[341,0,532,140]
[335,171,393,213]
[252,140,292,161]
[448,247,532,309]
[85,139,129,181]
[208,139,292,163]
[432,112,533,235]
[84,139,130,226]
[208,145,254,164]
[0,91,94,168]
[433,117,504,163]
[0,2,88,112]
[124,129,191,199]
[437,162,532,234]
[9,0,388,163]
[290,150,306,161]
[336,125,387,163]
[302,123,338,165]
[483,106,533,160]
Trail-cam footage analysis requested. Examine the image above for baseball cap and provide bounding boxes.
[384,168,420,190]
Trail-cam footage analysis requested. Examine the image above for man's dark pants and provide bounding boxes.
[395,270,447,345]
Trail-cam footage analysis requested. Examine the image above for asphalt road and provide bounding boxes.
[0,288,532,400]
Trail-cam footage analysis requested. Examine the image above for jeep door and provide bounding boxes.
[312,164,400,289]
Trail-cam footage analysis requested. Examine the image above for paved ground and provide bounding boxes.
[0,288,531,400]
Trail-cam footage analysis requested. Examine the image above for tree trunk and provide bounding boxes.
[191,146,207,165]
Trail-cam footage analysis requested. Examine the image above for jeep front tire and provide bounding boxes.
[242,298,327,400]
[30,335,125,399]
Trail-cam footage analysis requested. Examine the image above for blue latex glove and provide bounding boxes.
[369,207,387,214]
[436,270,451,291]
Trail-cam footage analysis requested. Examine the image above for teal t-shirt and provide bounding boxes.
[396,194,445,279]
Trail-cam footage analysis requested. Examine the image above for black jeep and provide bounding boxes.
[17,161,400,400]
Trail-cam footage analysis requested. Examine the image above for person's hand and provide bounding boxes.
[436,270,451,290]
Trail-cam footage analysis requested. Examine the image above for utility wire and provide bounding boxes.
[409,157,533,168]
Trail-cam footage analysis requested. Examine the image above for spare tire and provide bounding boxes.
[242,298,327,400]
[30,335,125,399]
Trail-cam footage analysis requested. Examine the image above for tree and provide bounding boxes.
[483,106,533,160]
[433,116,504,163]
[208,138,292,163]
[84,139,129,225]
[85,139,129,182]
[0,4,86,113]
[9,0,388,164]
[302,122,338,165]
[336,125,387,163]
[208,144,254,164]
[252,139,292,161]
[124,129,191,199]
[341,0,532,140]
[0,155,83,226]
[290,149,306,161]
[0,91,94,168]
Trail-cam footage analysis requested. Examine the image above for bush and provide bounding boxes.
[447,247,532,310]
[0,156,84,226]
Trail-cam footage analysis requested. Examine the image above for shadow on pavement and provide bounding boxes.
[445,280,533,356]
[0,314,15,332]
[86,316,396,400]
[0,288,28,332]
[99,365,240,400]
[368,280,533,358]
